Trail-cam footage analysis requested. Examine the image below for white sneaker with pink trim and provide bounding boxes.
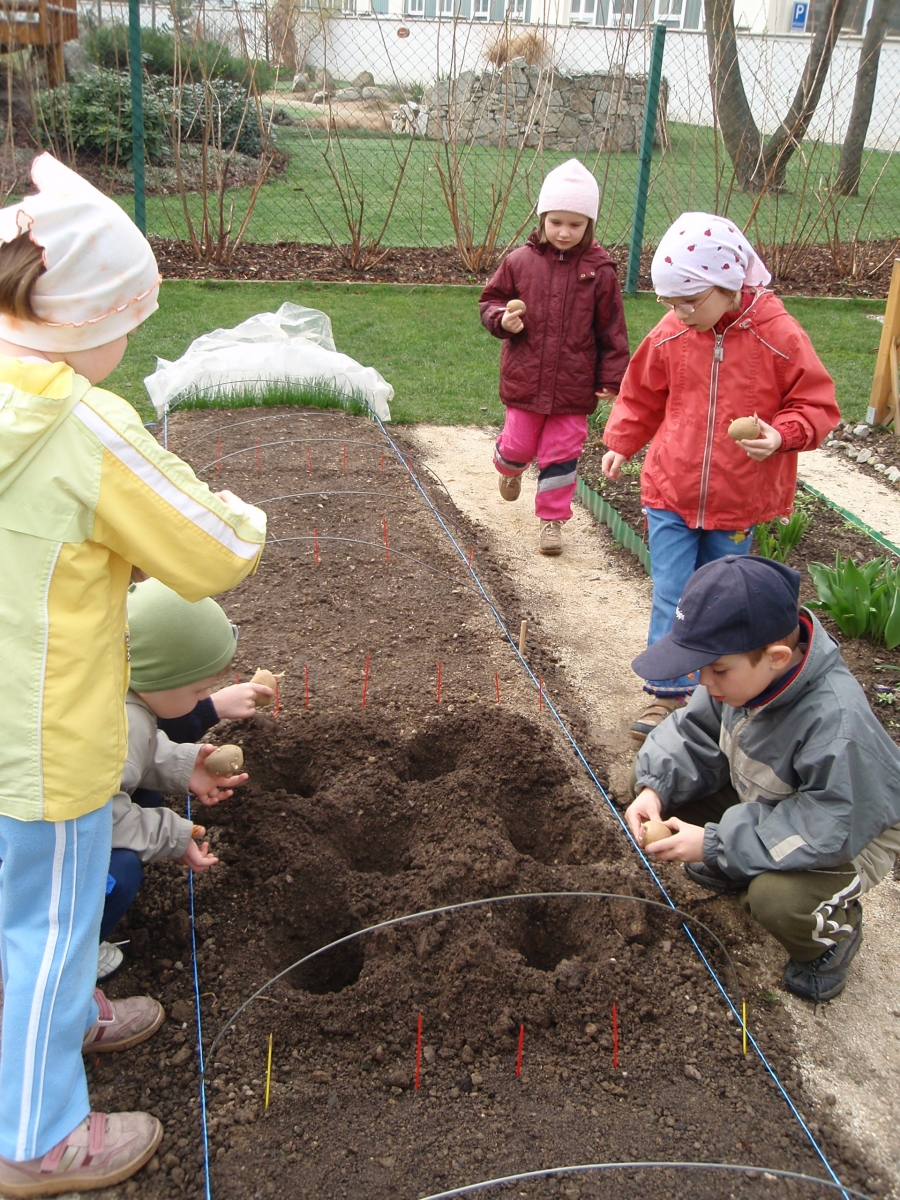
[0,1111,162,1197]
[81,989,165,1054]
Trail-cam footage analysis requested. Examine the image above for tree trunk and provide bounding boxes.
[759,0,853,188]
[835,0,897,195]
[704,0,764,188]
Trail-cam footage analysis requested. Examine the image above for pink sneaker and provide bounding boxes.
[82,990,164,1054]
[0,1111,162,1197]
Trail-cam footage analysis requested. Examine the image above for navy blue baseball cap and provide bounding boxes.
[631,555,801,681]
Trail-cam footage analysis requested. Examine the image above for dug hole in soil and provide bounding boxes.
[92,408,888,1200]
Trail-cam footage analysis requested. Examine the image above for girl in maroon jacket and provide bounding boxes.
[480,159,629,556]
[601,213,839,742]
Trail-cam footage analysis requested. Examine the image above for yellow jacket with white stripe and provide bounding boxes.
[0,357,266,822]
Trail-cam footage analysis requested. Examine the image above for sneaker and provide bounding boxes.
[782,905,863,1002]
[82,990,165,1054]
[629,697,685,743]
[96,942,124,983]
[684,861,748,893]
[0,1111,162,1196]
[498,474,522,502]
[539,520,563,556]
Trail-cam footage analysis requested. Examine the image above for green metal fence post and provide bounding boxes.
[129,0,146,234]
[625,22,666,295]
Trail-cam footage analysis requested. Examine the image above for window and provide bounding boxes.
[440,0,454,13]
[406,0,424,13]
[570,0,597,21]
[654,0,683,25]
[473,0,490,18]
[507,0,525,16]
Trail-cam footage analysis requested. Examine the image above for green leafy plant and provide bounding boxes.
[35,69,168,166]
[807,553,900,648]
[754,494,815,563]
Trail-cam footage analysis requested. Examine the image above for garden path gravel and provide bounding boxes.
[414,424,900,1197]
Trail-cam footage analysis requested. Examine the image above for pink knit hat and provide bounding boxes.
[537,159,599,222]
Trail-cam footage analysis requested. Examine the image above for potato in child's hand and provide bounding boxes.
[251,668,278,705]
[728,416,761,441]
[506,299,526,316]
[642,819,674,847]
[204,744,244,775]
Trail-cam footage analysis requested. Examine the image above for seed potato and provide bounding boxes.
[205,744,244,775]
[506,299,526,315]
[642,819,674,846]
[251,668,278,705]
[727,416,761,441]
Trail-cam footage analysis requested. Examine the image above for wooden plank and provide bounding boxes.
[869,258,900,430]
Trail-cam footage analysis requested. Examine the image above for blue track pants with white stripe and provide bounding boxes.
[0,802,111,1161]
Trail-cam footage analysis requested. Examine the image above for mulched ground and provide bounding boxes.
[578,437,900,746]
[91,407,889,1200]
[151,238,900,298]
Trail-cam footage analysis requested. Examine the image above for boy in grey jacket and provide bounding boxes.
[625,555,900,1002]
[103,580,254,969]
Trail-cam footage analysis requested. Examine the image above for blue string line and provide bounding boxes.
[368,411,851,1200]
[185,793,213,1200]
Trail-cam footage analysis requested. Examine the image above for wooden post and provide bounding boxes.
[518,620,528,656]
[867,259,900,432]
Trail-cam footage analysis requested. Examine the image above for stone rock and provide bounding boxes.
[853,423,871,437]
[312,91,330,105]
[856,448,873,464]
[63,40,96,80]
[385,1068,411,1089]
[845,446,860,460]
[353,70,375,87]
[460,1044,475,1064]
[291,73,308,93]
[334,87,361,101]
[391,101,429,137]
[316,68,335,90]
[875,463,887,472]
[886,466,900,483]
[684,1063,703,1081]
[362,86,393,101]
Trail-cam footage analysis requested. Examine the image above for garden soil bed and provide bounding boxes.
[579,438,900,746]
[91,408,889,1200]
[150,239,900,298]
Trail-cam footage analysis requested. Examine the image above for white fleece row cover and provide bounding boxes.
[143,302,393,421]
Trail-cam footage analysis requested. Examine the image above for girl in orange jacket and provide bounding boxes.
[601,212,839,742]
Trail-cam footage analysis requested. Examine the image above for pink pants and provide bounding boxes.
[494,409,589,521]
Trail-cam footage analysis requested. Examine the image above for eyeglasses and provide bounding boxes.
[656,288,715,315]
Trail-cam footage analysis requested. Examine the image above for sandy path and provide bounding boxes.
[800,447,900,547]
[413,424,900,1197]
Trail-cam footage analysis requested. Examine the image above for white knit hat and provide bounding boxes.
[537,159,599,222]
[651,212,771,298]
[0,154,160,352]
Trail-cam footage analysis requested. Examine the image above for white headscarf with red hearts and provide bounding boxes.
[651,212,771,298]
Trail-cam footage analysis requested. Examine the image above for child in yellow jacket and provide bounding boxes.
[0,155,266,1196]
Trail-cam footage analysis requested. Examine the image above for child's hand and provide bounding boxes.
[601,450,627,479]
[625,788,663,842]
[179,837,218,873]
[737,417,782,461]
[190,745,248,806]
[501,310,525,334]
[595,389,618,400]
[211,682,275,720]
[643,817,706,863]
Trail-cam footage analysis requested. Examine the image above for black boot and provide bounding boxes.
[684,861,748,893]
[782,905,863,1002]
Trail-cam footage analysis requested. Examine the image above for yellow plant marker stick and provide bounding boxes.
[742,1002,747,1056]
[265,1033,274,1110]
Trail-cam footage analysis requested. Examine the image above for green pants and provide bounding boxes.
[631,766,862,962]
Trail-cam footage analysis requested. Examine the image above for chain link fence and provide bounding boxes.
[2,0,900,277]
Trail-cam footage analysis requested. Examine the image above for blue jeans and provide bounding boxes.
[101,849,144,941]
[644,507,753,696]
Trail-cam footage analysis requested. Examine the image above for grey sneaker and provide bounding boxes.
[539,520,563,555]
[629,697,685,743]
[782,905,863,1002]
[498,474,522,501]
[96,941,124,982]
[82,990,165,1054]
[0,1111,162,1196]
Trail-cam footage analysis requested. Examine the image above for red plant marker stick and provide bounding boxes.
[380,452,385,473]
[256,438,261,474]
[304,664,310,710]
[313,529,319,566]
[361,654,370,708]
[612,1003,619,1069]
[216,438,222,474]
[235,672,241,684]
[383,518,390,563]
[306,446,312,475]
[468,546,474,569]
[436,661,442,704]
[273,678,281,717]
[539,677,543,712]
[342,443,347,474]
[516,1024,525,1077]
[495,672,501,703]
[415,1013,423,1091]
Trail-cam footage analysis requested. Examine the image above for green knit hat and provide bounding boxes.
[127,579,238,692]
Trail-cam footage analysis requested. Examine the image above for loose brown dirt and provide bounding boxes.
[91,407,891,1200]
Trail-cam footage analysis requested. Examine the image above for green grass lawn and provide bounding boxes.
[135,122,900,250]
[111,280,885,428]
